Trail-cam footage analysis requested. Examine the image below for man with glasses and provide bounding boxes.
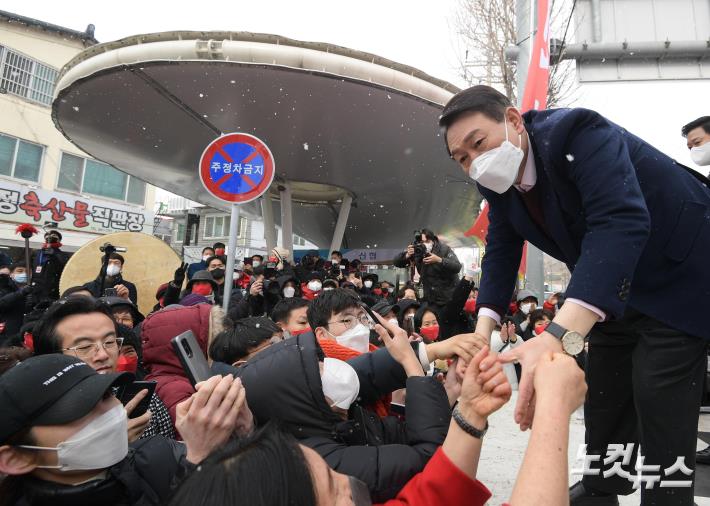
[33,297,175,440]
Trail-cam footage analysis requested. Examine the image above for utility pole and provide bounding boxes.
[517,0,547,300]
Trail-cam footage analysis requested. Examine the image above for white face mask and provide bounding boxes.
[252,260,261,268]
[323,287,335,292]
[308,280,322,292]
[328,323,370,354]
[321,358,360,409]
[20,403,128,471]
[388,318,399,327]
[283,286,296,298]
[690,142,710,166]
[469,116,524,194]
[202,255,211,262]
[331,259,340,265]
[520,302,534,315]
[233,271,242,280]
[363,280,373,289]
[106,264,121,277]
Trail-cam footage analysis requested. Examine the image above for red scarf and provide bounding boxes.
[318,338,390,418]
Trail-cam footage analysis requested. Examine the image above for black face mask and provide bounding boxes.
[211,268,225,280]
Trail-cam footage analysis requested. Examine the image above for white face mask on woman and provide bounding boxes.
[19,403,128,471]
[283,286,296,298]
[308,281,322,292]
[469,115,524,194]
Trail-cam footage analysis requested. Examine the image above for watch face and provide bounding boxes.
[562,332,585,356]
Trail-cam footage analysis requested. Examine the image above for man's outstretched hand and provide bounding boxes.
[496,332,562,431]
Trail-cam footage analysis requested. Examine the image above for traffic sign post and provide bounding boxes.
[199,133,275,310]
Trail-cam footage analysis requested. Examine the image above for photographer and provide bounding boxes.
[31,229,67,302]
[82,252,138,303]
[394,229,461,313]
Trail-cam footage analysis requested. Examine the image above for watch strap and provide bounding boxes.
[544,321,567,340]
[452,406,488,439]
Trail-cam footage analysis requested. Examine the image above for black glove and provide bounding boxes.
[20,285,34,296]
[174,262,188,286]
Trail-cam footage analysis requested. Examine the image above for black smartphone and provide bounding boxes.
[116,380,156,419]
[402,315,415,337]
[359,302,379,329]
[171,330,212,387]
[104,287,118,297]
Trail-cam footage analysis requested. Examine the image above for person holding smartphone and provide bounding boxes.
[32,297,175,440]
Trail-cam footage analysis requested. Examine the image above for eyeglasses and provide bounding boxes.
[64,338,124,359]
[328,313,372,330]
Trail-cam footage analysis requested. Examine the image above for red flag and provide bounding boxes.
[521,0,552,112]
[465,0,551,276]
[464,204,489,243]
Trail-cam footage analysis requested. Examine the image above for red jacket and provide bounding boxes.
[142,304,213,436]
[378,447,491,506]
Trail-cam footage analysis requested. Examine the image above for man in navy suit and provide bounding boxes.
[440,85,710,506]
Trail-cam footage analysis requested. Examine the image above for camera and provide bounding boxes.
[99,243,127,254]
[412,230,427,263]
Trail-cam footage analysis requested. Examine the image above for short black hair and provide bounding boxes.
[529,308,555,327]
[420,228,438,242]
[682,116,710,138]
[205,255,226,268]
[61,286,94,299]
[10,263,26,272]
[439,85,513,154]
[109,252,125,265]
[202,246,215,255]
[209,317,280,364]
[330,250,342,258]
[251,254,264,262]
[270,298,310,325]
[33,298,117,355]
[168,422,316,506]
[212,242,226,250]
[307,288,361,330]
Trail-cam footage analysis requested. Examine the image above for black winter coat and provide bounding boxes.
[31,247,67,302]
[233,332,451,502]
[83,274,138,304]
[393,241,462,306]
[5,436,194,506]
[0,277,28,346]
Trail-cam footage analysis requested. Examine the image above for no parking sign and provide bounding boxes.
[199,132,275,311]
[199,133,275,204]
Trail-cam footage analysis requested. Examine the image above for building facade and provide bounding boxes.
[159,194,315,264]
[0,10,156,260]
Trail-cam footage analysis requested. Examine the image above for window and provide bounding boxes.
[0,46,58,106]
[293,235,306,246]
[0,133,43,182]
[204,215,228,238]
[57,152,147,205]
[175,223,185,243]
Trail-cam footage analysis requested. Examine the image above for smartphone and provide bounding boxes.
[171,330,211,387]
[402,315,415,337]
[116,380,156,419]
[104,287,118,297]
[359,303,379,330]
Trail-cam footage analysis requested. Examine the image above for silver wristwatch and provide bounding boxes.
[544,321,585,356]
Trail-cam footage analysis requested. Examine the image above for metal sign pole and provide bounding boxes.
[222,203,241,311]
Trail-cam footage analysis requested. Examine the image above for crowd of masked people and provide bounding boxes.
[0,228,587,505]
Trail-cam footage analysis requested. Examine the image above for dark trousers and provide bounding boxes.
[582,309,706,505]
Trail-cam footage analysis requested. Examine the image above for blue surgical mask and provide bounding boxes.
[12,273,27,284]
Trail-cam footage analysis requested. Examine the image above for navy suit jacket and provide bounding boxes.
[477,108,710,339]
